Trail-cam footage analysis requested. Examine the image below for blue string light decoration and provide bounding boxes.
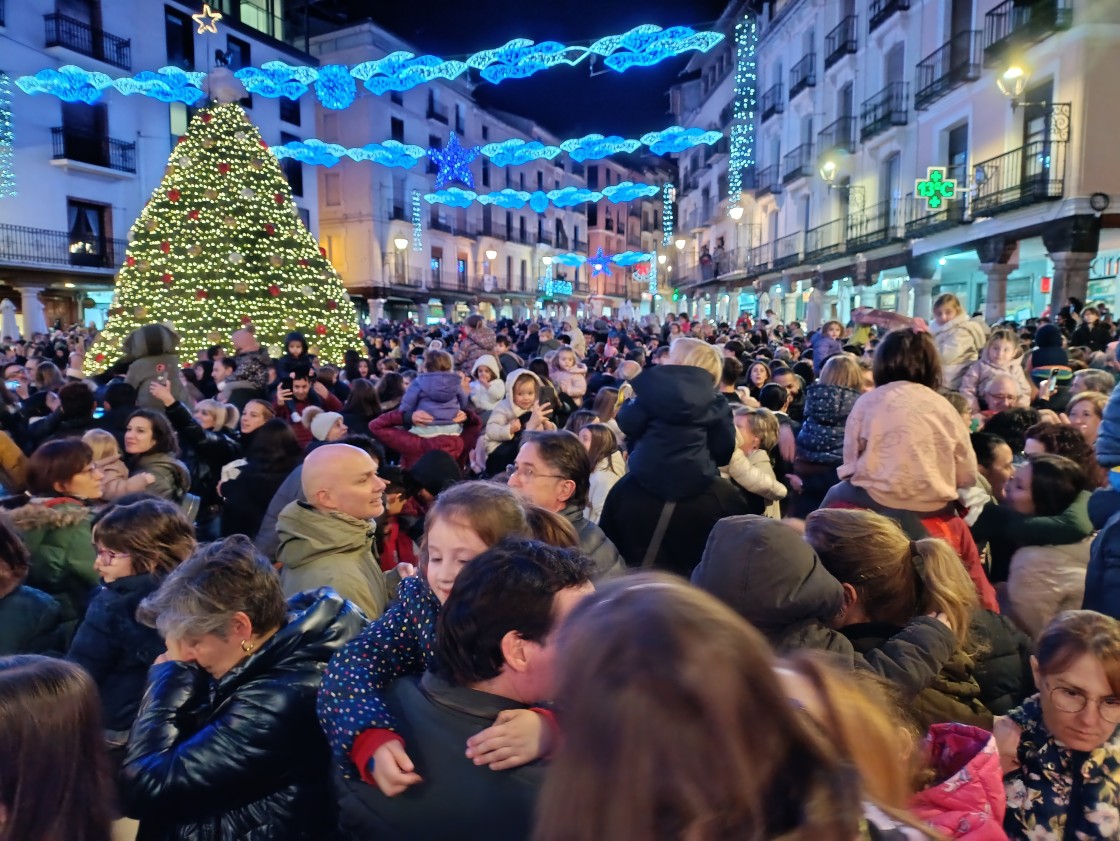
[590,247,612,276]
[641,126,722,155]
[648,262,658,295]
[16,64,205,104]
[480,138,561,167]
[601,181,660,203]
[113,67,207,103]
[0,73,15,198]
[560,133,642,163]
[549,186,601,208]
[235,61,314,99]
[428,133,479,189]
[662,183,675,246]
[611,251,655,267]
[412,190,423,252]
[552,253,588,267]
[273,138,425,169]
[469,39,583,84]
[424,183,658,211]
[727,15,758,211]
[314,64,358,110]
[16,65,115,104]
[352,53,469,96]
[591,25,724,73]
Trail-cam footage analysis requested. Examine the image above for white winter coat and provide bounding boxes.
[586,451,626,524]
[1006,537,1092,639]
[958,357,1033,413]
[721,447,786,519]
[469,355,505,412]
[932,314,988,391]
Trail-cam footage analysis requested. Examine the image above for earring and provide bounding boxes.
[240,640,254,653]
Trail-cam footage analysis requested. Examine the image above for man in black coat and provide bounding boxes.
[335,540,595,841]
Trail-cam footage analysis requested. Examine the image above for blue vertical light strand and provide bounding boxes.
[727,15,757,211]
[412,190,423,252]
[648,261,658,296]
[0,73,15,198]
[662,183,675,246]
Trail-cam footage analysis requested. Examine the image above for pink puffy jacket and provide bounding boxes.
[909,723,1008,840]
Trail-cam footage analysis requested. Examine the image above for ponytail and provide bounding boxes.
[910,538,977,649]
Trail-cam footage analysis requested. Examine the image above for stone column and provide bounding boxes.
[418,302,431,325]
[19,287,48,336]
[836,280,852,325]
[367,298,386,322]
[907,277,936,322]
[1048,251,1095,314]
[981,263,1014,323]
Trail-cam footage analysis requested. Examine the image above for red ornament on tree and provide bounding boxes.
[187,209,200,220]
[160,241,171,254]
[195,289,208,300]
[218,163,231,175]
[201,114,212,123]
[161,273,173,285]
[259,139,269,149]
[274,193,285,204]
[326,300,338,310]
[167,189,181,202]
[264,223,275,236]
[268,284,281,296]
[297,258,310,267]
[126,256,136,267]
[319,247,327,257]
[95,353,105,363]
[240,315,252,325]
[315,324,327,336]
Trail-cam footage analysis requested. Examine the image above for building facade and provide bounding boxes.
[0,0,317,335]
[675,0,1120,328]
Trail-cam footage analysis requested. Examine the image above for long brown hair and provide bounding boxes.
[590,387,620,423]
[1036,610,1120,696]
[581,423,621,475]
[804,508,977,648]
[0,655,113,841]
[420,481,531,572]
[91,498,196,577]
[533,574,862,841]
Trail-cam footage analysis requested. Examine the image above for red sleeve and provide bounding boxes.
[351,729,406,786]
[324,392,344,411]
[530,707,561,759]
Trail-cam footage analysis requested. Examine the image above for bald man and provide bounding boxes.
[276,444,394,620]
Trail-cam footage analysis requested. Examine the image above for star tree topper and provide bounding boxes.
[193,4,223,34]
[590,247,612,277]
[428,132,479,190]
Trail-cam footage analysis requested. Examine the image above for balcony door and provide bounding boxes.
[948,0,973,72]
[61,101,108,167]
[68,199,108,267]
[58,0,100,27]
[1022,80,1054,197]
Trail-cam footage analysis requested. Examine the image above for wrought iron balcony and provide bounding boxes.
[914,30,982,111]
[782,144,814,184]
[904,180,968,238]
[804,219,847,263]
[984,0,1073,67]
[869,0,911,34]
[972,132,1069,216]
[747,241,772,277]
[773,231,803,270]
[818,117,856,157]
[0,221,126,270]
[44,13,131,70]
[51,127,136,173]
[756,164,783,197]
[860,82,908,142]
[789,53,817,101]
[825,16,858,69]
[760,83,785,123]
[846,199,904,252]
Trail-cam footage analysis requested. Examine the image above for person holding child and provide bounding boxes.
[401,349,470,439]
[473,369,555,476]
[959,328,1033,414]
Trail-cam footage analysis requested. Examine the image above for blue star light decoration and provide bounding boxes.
[916,167,957,210]
[590,247,612,277]
[428,133,479,189]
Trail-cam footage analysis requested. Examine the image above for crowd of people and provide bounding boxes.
[3,295,1120,841]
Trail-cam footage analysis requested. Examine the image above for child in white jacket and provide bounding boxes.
[577,422,626,523]
[469,354,505,415]
[958,328,1032,413]
[469,368,554,475]
[722,407,786,518]
[548,347,588,402]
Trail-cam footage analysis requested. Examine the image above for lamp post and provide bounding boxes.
[996,64,1030,110]
[393,237,408,285]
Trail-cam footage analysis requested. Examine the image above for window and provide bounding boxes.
[391,117,405,143]
[224,36,252,107]
[947,122,968,181]
[518,172,525,191]
[482,125,490,140]
[482,158,490,188]
[505,211,512,239]
[880,152,901,206]
[518,215,526,243]
[427,134,440,174]
[455,103,465,134]
[520,259,528,291]
[482,204,493,236]
[506,255,513,288]
[280,132,303,197]
[169,102,194,146]
[536,171,543,190]
[60,102,109,168]
[392,176,406,220]
[322,113,338,143]
[297,207,311,230]
[588,204,598,227]
[390,90,403,105]
[324,172,341,206]
[67,199,108,267]
[165,6,194,70]
[430,246,443,284]
[279,96,300,126]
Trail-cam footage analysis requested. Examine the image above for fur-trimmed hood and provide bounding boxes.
[8,498,94,531]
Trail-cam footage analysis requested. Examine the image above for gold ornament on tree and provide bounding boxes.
[134,306,148,318]
[187,244,203,257]
[268,254,283,268]
[234,282,248,294]
[204,188,218,200]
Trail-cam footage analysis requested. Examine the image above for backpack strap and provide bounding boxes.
[641,500,677,568]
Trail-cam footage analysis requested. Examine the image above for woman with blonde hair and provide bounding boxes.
[533,574,864,841]
[1065,390,1107,447]
[805,507,1032,724]
[792,354,863,515]
[959,328,1031,413]
[931,292,987,391]
[577,422,625,524]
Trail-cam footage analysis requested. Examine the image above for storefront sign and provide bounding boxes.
[1090,256,1120,281]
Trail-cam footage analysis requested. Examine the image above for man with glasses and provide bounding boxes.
[983,374,1022,416]
[507,430,623,580]
[3,363,32,402]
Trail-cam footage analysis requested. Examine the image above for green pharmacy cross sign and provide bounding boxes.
[915,167,958,210]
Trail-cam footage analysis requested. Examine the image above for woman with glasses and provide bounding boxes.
[998,610,1120,840]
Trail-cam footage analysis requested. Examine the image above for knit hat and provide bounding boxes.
[404,450,461,497]
[309,410,342,441]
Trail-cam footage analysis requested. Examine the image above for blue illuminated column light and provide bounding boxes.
[0,73,15,198]
[662,183,675,246]
[726,15,758,212]
[412,190,423,252]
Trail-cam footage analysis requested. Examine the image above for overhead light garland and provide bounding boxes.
[662,183,675,246]
[16,64,206,105]
[727,15,758,211]
[411,190,423,252]
[423,182,659,211]
[0,72,15,198]
[554,250,655,269]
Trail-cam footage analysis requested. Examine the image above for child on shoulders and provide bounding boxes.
[400,349,469,438]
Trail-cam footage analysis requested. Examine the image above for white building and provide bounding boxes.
[0,0,317,334]
[311,22,608,325]
[675,0,1120,328]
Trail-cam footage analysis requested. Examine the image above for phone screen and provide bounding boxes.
[5,380,19,390]
[93,408,105,419]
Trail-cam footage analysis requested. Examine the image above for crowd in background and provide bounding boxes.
[3,294,1120,841]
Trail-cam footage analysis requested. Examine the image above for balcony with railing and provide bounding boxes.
[51,128,136,173]
[905,183,968,238]
[773,231,803,270]
[914,30,982,111]
[804,218,848,263]
[760,83,785,123]
[426,103,449,124]
[972,137,1069,217]
[825,16,858,69]
[846,199,904,251]
[44,13,131,70]
[0,221,126,270]
[782,144,814,184]
[860,82,908,142]
[757,163,783,197]
[789,53,817,100]
[983,0,1073,67]
[869,0,911,33]
[818,117,856,157]
[573,239,587,253]
[747,241,773,276]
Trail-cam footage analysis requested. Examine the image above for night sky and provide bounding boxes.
[336,0,730,137]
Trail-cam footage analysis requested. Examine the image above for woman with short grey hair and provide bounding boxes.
[118,534,365,841]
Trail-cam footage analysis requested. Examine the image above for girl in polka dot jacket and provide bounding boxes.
[317,482,554,793]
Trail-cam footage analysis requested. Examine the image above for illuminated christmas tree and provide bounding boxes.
[85,98,359,373]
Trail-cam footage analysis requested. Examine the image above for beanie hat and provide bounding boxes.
[310,410,342,441]
[1035,323,1063,348]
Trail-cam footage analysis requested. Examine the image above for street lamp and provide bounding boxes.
[542,255,553,267]
[485,248,497,261]
[997,64,1030,107]
[657,254,667,265]
[393,237,409,285]
[674,238,686,251]
[393,237,408,251]
[728,205,744,221]
[819,158,838,182]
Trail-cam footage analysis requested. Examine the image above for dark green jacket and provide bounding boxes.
[0,584,64,655]
[10,498,97,628]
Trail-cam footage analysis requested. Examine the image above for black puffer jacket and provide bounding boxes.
[164,401,241,520]
[795,383,860,465]
[691,515,955,700]
[617,365,736,500]
[120,590,365,841]
[969,609,1034,715]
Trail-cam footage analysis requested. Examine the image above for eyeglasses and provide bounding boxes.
[94,546,129,563]
[508,463,565,482]
[1046,680,1120,724]
[988,393,1018,402]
